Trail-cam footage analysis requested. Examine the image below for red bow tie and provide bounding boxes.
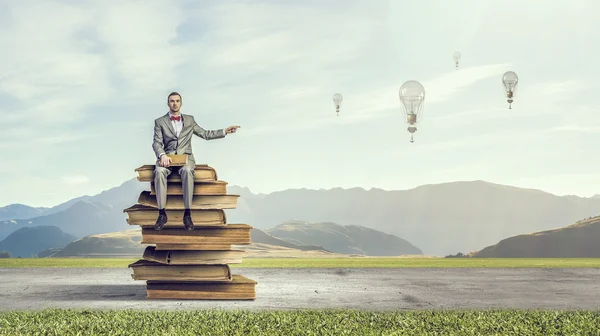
[170,115,181,121]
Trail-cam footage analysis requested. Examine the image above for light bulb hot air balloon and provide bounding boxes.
[332,93,343,116]
[398,80,426,143]
[453,51,461,70]
[502,71,518,109]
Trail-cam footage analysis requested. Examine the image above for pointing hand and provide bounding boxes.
[226,125,241,134]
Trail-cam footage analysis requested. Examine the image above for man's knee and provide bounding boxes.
[153,166,171,178]
[179,165,194,176]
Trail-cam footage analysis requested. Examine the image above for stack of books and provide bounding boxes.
[123,163,257,300]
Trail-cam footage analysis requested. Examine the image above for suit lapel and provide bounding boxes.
[162,113,177,138]
[181,114,192,134]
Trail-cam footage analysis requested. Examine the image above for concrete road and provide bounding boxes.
[1,268,599,311]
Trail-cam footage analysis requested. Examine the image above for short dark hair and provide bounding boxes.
[167,92,182,103]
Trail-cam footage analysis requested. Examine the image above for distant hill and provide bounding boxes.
[0,204,48,221]
[44,229,145,258]
[0,200,128,241]
[240,243,350,258]
[0,226,77,258]
[5,178,600,256]
[0,196,94,221]
[0,177,146,220]
[40,227,330,258]
[0,179,148,241]
[266,220,422,256]
[250,226,330,252]
[471,216,600,258]
[225,181,600,256]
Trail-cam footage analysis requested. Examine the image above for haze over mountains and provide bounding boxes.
[0,226,77,258]
[12,223,414,259]
[0,179,146,241]
[266,220,422,256]
[2,221,423,259]
[1,177,599,256]
[472,215,600,258]
[224,182,600,256]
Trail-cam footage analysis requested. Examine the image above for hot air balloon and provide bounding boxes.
[407,125,417,143]
[399,80,426,143]
[332,93,343,116]
[502,71,518,109]
[453,51,461,70]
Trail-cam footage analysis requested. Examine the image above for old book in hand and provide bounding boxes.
[167,154,188,166]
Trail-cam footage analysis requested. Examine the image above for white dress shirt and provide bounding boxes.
[169,111,185,137]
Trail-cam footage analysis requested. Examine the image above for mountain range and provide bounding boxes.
[265,220,421,256]
[0,179,146,241]
[2,220,423,258]
[0,226,77,258]
[223,182,600,256]
[472,215,600,258]
[1,178,599,256]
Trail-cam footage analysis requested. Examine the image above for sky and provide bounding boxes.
[0,0,599,207]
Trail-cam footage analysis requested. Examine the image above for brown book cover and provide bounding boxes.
[149,180,228,195]
[146,274,257,300]
[124,204,227,227]
[128,259,232,281]
[141,224,252,245]
[155,243,233,251]
[135,164,217,182]
[166,154,188,166]
[137,190,239,209]
[142,246,245,265]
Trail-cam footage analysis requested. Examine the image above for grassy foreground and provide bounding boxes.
[0,308,598,335]
[0,257,600,268]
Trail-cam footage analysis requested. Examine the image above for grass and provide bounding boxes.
[1,259,598,334]
[1,257,600,268]
[0,308,598,335]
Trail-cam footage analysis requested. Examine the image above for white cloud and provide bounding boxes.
[61,175,90,184]
[538,124,600,134]
[399,127,533,153]
[196,2,385,70]
[0,2,113,125]
[518,79,590,105]
[92,1,188,97]
[428,106,508,122]
[0,162,21,175]
[0,126,102,151]
[422,63,512,104]
[0,0,599,206]
[533,80,586,95]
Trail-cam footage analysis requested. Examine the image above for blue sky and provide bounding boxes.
[0,0,599,207]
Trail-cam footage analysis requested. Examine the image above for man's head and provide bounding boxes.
[167,92,182,113]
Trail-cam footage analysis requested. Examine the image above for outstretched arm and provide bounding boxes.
[193,118,226,140]
[152,120,166,159]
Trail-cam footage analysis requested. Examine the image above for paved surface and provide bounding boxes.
[1,268,599,311]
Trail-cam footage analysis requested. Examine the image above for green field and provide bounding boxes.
[0,308,598,335]
[1,257,599,268]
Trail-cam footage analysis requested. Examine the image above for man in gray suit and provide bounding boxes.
[152,92,240,231]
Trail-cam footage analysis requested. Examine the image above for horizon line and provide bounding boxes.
[2,178,597,209]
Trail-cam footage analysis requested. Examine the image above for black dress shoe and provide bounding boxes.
[154,213,168,230]
[183,213,194,231]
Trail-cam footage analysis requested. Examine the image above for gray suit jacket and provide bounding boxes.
[152,113,225,160]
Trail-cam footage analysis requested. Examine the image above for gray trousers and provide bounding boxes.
[153,155,196,209]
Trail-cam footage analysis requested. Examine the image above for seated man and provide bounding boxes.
[152,91,240,231]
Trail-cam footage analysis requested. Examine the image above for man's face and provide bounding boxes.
[168,95,181,113]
